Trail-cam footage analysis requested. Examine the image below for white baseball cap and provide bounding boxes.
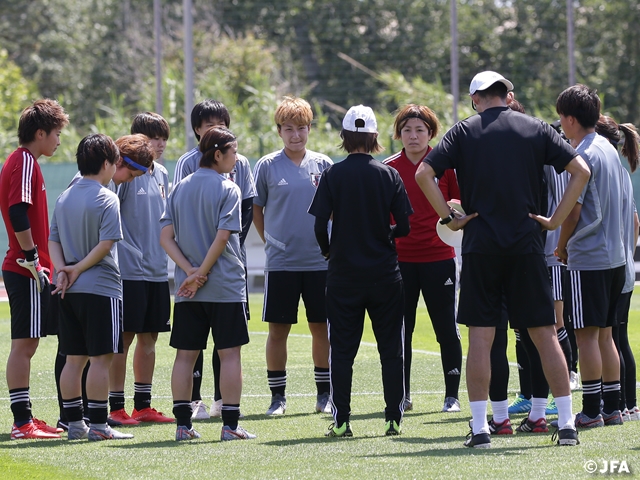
[342,105,378,133]
[469,71,514,95]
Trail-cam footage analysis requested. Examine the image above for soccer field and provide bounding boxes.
[0,293,638,479]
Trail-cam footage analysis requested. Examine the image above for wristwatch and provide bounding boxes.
[439,213,455,225]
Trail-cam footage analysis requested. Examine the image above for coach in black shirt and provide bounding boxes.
[309,105,412,438]
[416,71,590,448]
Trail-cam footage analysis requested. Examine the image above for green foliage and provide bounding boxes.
[2,0,640,164]
[0,49,39,159]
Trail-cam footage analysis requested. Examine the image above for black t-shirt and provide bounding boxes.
[308,153,413,287]
[426,107,578,255]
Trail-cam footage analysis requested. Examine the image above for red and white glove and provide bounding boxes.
[16,246,50,293]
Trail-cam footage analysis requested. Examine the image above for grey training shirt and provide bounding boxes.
[117,161,169,281]
[160,168,245,303]
[253,149,332,271]
[544,166,569,267]
[568,133,626,271]
[50,178,123,298]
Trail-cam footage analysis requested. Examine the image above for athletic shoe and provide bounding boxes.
[574,411,604,428]
[488,417,513,435]
[569,371,581,391]
[508,394,532,414]
[56,419,69,432]
[11,421,61,440]
[109,408,140,425]
[220,425,256,441]
[266,394,286,416]
[191,400,210,420]
[551,425,580,446]
[628,406,640,421]
[209,399,223,418]
[463,430,491,448]
[132,407,174,423]
[106,416,122,427]
[515,416,548,433]
[621,408,630,422]
[67,424,90,440]
[325,422,353,437]
[175,425,201,441]
[602,410,623,426]
[384,420,401,436]
[33,418,64,433]
[545,398,558,415]
[403,397,413,411]
[316,392,332,414]
[442,397,461,413]
[88,425,134,441]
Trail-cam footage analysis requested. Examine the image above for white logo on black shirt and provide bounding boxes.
[444,278,453,286]
[277,178,288,186]
[137,187,147,195]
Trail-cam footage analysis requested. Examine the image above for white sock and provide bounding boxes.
[555,395,574,429]
[491,400,509,424]
[529,397,547,421]
[470,400,489,434]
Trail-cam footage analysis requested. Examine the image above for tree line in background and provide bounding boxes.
[0,0,638,163]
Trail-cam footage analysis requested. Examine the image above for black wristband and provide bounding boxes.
[439,213,455,225]
[22,246,38,262]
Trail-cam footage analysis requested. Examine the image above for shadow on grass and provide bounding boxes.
[359,441,553,457]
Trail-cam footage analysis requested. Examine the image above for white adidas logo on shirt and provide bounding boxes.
[444,278,453,286]
[137,187,147,195]
[278,178,288,186]
[447,368,461,375]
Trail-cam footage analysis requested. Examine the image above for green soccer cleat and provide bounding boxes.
[325,422,353,437]
[384,420,401,436]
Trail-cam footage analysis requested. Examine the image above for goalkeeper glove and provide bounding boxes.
[16,246,50,293]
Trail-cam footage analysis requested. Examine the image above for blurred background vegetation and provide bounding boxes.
[0,0,638,163]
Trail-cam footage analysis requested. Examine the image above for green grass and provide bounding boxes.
[0,292,639,479]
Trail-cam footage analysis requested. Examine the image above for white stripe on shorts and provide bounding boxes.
[569,270,584,329]
[29,279,41,338]
[262,271,269,322]
[111,298,121,353]
[550,265,563,301]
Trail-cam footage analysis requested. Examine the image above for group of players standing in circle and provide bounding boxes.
[0,70,637,448]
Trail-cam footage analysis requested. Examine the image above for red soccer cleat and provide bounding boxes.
[131,407,175,423]
[108,409,140,425]
[11,421,61,440]
[33,417,64,433]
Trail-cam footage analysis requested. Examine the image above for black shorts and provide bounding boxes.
[457,253,555,330]
[262,270,327,324]
[615,291,632,325]
[170,301,249,351]
[564,266,625,329]
[122,280,171,333]
[548,265,566,302]
[3,270,55,339]
[59,293,123,356]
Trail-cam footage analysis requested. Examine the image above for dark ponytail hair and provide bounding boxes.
[199,127,237,168]
[596,115,639,173]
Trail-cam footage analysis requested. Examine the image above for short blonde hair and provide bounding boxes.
[274,96,313,128]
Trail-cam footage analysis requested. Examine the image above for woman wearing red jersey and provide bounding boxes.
[384,104,463,412]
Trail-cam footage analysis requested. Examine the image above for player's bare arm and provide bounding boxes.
[529,154,590,230]
[58,239,115,288]
[415,162,477,231]
[253,203,265,243]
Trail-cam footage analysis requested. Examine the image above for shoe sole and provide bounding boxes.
[558,438,579,446]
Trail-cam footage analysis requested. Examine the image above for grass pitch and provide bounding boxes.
[0,292,638,479]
